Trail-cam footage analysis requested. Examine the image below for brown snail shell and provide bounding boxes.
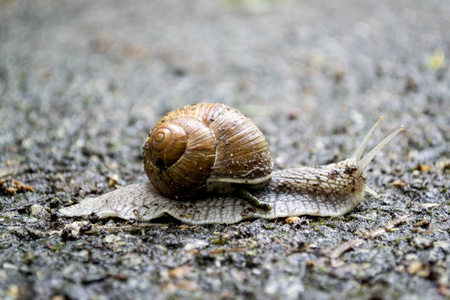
[142,103,272,199]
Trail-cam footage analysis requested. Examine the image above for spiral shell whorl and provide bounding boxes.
[143,114,216,198]
[148,122,188,168]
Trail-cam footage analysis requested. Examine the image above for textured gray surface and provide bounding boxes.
[1,0,449,299]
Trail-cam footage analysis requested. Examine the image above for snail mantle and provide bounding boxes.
[60,103,404,225]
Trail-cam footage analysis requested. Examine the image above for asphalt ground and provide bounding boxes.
[0,1,449,299]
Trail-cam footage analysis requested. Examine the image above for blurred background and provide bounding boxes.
[1,0,448,172]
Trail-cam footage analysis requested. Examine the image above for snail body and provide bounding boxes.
[60,104,404,225]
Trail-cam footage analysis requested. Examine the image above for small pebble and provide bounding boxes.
[285,216,302,224]
[169,266,193,279]
[407,261,423,275]
[413,237,432,249]
[108,174,120,188]
[30,204,44,217]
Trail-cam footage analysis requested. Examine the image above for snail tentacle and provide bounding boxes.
[352,116,384,160]
[355,125,404,177]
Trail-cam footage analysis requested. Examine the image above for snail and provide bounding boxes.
[60,103,404,225]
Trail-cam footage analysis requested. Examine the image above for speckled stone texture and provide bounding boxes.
[1,1,449,299]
